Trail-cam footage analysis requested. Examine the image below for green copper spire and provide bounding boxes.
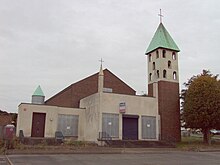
[32,85,44,96]
[146,23,180,54]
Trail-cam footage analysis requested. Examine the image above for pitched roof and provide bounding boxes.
[45,68,136,108]
[32,85,45,96]
[146,23,180,54]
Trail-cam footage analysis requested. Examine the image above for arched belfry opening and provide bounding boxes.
[162,50,166,58]
[168,61,171,69]
[157,70,159,78]
[153,62,156,70]
[173,71,177,80]
[163,70,167,78]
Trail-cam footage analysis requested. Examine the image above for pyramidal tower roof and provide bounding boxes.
[32,85,45,96]
[146,23,180,54]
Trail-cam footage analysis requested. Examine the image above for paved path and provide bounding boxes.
[7,152,220,165]
[0,156,7,165]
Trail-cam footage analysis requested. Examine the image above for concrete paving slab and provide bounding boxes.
[6,152,220,165]
[0,156,7,165]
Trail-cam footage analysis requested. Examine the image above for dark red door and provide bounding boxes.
[122,115,138,140]
[31,112,46,137]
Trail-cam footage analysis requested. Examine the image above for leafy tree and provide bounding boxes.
[181,70,220,144]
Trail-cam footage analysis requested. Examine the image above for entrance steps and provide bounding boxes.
[104,140,176,148]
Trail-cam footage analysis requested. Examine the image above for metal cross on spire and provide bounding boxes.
[99,58,104,67]
[158,9,163,23]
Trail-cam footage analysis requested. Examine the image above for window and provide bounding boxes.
[156,50,159,58]
[149,73,152,81]
[57,114,79,137]
[153,62,155,70]
[163,70,167,78]
[157,70,159,78]
[149,54,152,62]
[162,50,166,58]
[168,61,171,69]
[173,71,177,80]
[172,52,176,60]
[142,116,156,139]
[102,113,119,138]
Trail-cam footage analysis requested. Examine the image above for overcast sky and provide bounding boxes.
[1,0,220,113]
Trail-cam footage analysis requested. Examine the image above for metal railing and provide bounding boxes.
[98,132,112,141]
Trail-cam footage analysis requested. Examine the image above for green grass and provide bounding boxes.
[177,136,220,151]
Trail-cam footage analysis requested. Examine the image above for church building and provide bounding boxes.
[16,20,181,143]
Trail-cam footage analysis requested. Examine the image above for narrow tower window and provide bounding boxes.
[163,70,167,78]
[149,73,152,81]
[149,54,152,62]
[162,50,166,58]
[173,71,177,80]
[156,50,159,58]
[172,52,176,60]
[157,70,159,78]
[168,61,171,69]
[153,62,155,70]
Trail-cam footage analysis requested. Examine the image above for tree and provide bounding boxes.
[181,70,220,144]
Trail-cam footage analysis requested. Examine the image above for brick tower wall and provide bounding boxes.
[148,83,154,97]
[157,81,181,142]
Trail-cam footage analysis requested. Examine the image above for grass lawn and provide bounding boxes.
[177,135,220,151]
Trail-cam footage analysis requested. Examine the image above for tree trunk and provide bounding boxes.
[203,128,211,145]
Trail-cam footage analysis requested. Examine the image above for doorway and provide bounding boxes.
[31,112,46,137]
[122,115,138,140]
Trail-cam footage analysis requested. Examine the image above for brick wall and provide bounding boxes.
[158,81,181,142]
[148,83,153,97]
[45,69,136,108]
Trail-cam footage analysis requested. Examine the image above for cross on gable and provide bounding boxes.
[99,58,104,66]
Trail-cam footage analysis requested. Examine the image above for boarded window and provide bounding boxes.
[102,113,119,138]
[142,116,156,139]
[57,114,79,137]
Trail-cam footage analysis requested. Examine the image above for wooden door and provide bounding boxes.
[31,112,46,137]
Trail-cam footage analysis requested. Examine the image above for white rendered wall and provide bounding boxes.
[80,92,160,141]
[16,103,85,140]
[101,93,159,140]
[80,93,101,141]
[148,48,179,84]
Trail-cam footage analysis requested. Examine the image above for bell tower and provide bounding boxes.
[146,21,181,142]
